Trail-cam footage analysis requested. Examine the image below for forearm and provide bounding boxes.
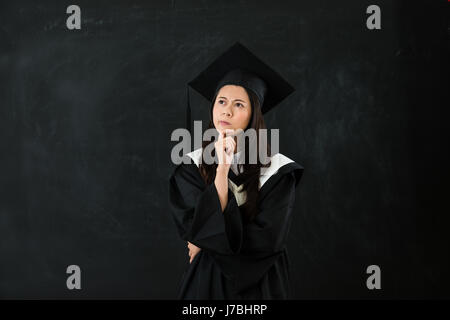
[214,166,229,212]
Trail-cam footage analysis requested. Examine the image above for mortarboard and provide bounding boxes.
[185,42,295,133]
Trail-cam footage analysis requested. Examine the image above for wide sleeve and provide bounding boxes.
[168,163,243,254]
[208,168,303,293]
[241,169,300,254]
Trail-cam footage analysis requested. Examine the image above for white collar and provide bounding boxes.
[185,148,295,189]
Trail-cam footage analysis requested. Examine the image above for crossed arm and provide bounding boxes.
[187,165,230,263]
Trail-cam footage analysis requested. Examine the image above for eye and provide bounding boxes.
[235,103,243,108]
[218,99,225,105]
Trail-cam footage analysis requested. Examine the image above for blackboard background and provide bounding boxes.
[0,0,448,299]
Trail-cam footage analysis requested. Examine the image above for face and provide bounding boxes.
[212,85,252,133]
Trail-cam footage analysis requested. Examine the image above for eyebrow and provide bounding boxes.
[218,97,247,103]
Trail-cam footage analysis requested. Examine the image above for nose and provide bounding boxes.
[222,105,232,117]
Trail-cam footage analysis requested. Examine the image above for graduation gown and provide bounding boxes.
[168,148,304,299]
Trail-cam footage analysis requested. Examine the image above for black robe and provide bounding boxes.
[168,151,304,299]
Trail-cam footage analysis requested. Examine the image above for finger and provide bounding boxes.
[224,129,235,137]
[224,136,236,144]
[224,138,232,147]
[224,144,232,155]
[225,140,235,152]
[225,137,236,147]
[225,140,233,153]
[223,139,231,150]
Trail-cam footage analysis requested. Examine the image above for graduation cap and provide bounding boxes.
[185,42,295,133]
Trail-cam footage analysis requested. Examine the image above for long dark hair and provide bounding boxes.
[199,87,271,223]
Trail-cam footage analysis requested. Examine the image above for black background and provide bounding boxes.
[0,0,448,299]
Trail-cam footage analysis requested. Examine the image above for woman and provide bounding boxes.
[169,42,304,299]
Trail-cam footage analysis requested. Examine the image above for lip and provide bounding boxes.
[219,120,231,126]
